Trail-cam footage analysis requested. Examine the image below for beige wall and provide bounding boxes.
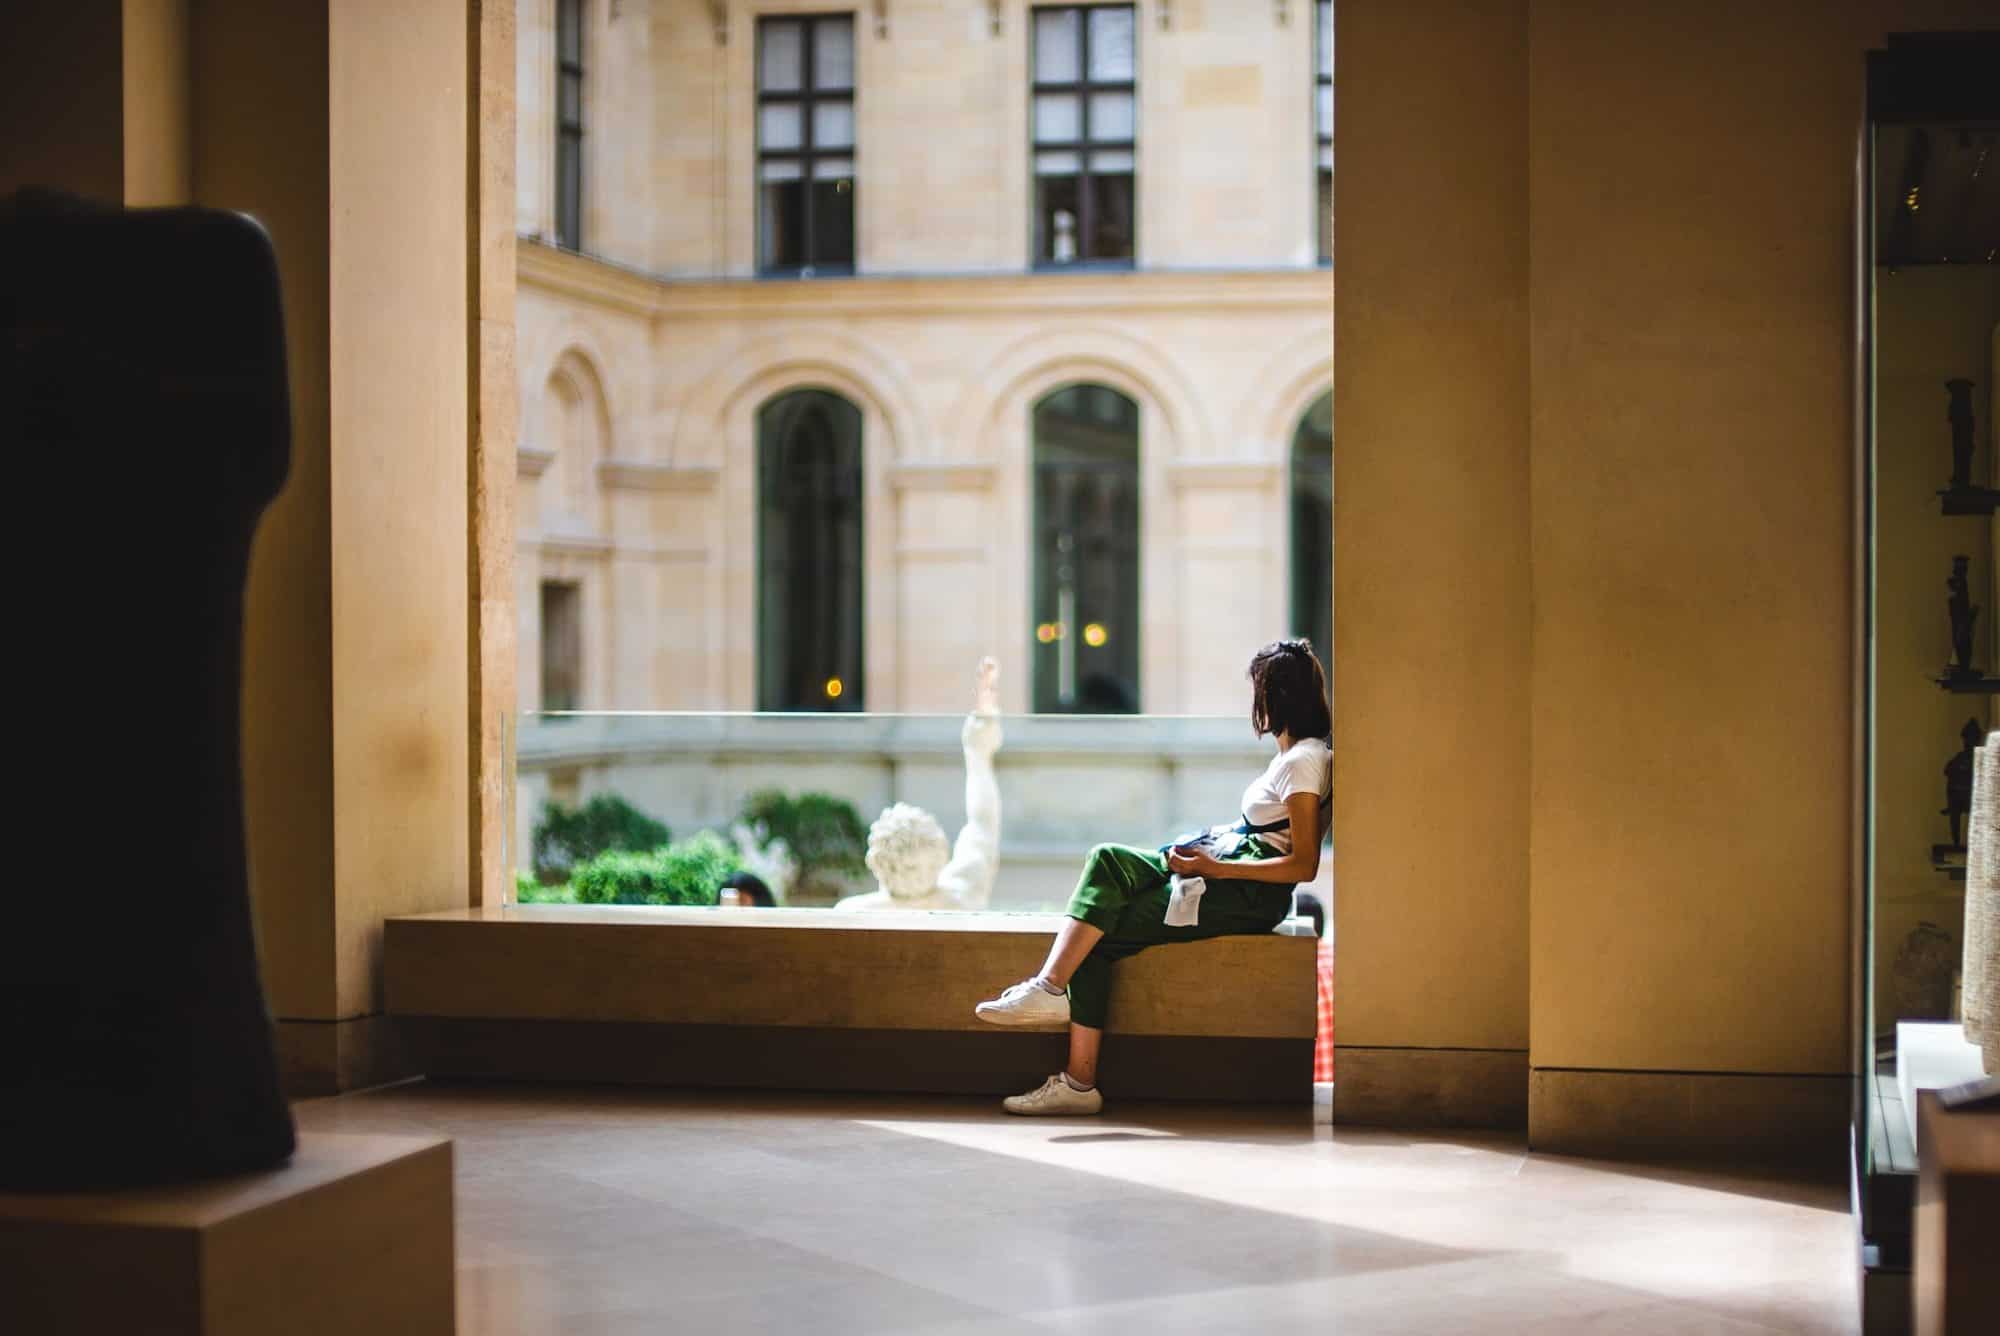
[195,0,339,1023]
[518,0,1321,276]
[1,1,125,202]
[326,0,470,1018]
[1337,0,1996,1150]
[1871,268,1998,1029]
[121,0,190,206]
[1526,0,1993,1089]
[182,0,481,1086]
[1330,0,1532,1101]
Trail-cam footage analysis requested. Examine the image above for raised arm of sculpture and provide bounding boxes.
[938,657,1003,910]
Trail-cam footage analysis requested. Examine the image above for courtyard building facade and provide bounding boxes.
[512,0,1335,719]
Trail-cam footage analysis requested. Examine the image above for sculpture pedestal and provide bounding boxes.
[1914,1092,2000,1336]
[0,1132,453,1335]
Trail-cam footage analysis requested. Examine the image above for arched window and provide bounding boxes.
[1032,384,1140,713]
[543,366,604,535]
[1289,391,1333,665]
[757,389,864,711]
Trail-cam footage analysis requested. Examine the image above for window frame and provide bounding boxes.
[555,0,585,252]
[755,13,859,278]
[539,579,584,713]
[1314,0,1332,266]
[1030,4,1139,271]
[1030,383,1143,713]
[754,389,867,712]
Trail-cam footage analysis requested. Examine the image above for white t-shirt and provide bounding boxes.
[1235,736,1331,855]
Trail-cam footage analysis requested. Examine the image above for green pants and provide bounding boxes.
[1064,842,1293,1030]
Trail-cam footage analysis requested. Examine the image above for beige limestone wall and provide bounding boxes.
[326,0,471,1017]
[1330,0,1532,1090]
[515,250,1332,714]
[1334,0,1995,1143]
[472,0,521,908]
[1871,268,1998,1032]
[519,1,1324,277]
[121,0,190,206]
[194,0,339,1022]
[1,1,125,202]
[187,0,480,1081]
[1525,0,1996,1090]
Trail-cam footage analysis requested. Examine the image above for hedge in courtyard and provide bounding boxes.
[736,789,866,899]
[571,830,742,906]
[532,793,671,883]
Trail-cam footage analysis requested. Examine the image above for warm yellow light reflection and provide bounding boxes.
[1036,622,1064,643]
[824,676,844,699]
[1083,622,1108,647]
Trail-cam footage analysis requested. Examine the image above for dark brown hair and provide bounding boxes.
[1248,638,1330,742]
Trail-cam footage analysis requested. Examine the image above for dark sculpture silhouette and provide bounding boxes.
[1947,554,1982,682]
[1,191,296,1190]
[1946,378,1978,491]
[1943,717,1984,849]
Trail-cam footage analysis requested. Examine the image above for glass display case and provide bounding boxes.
[1854,30,1999,1326]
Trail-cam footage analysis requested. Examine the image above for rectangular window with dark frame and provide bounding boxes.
[757,14,857,276]
[1315,0,1332,264]
[540,581,582,712]
[1032,5,1136,268]
[555,0,585,252]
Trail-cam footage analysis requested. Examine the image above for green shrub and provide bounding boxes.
[737,790,866,896]
[532,793,670,882]
[515,870,576,904]
[571,830,742,907]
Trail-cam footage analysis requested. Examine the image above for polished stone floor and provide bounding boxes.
[296,1082,1856,1335]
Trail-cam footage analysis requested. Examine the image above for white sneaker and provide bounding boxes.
[974,978,1071,1028]
[1003,1074,1104,1117]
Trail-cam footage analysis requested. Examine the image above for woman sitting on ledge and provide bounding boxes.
[975,638,1331,1115]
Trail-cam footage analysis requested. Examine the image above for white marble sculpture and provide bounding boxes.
[839,658,1003,912]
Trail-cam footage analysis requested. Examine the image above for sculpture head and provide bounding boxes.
[865,802,951,900]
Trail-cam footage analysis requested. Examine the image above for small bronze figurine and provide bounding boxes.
[1942,717,1984,848]
[1947,378,1977,490]
[1948,554,1981,680]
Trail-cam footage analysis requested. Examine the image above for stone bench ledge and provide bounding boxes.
[385,905,1314,1041]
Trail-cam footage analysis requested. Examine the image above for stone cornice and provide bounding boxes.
[597,459,722,492]
[517,240,1333,323]
[533,531,613,559]
[1166,458,1285,488]
[887,460,998,491]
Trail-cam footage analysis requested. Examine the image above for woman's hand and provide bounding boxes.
[1166,846,1218,877]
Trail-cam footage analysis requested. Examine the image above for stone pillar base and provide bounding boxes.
[0,1132,453,1335]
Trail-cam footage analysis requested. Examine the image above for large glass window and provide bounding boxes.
[555,0,584,251]
[1290,392,1333,664]
[1315,0,1332,265]
[1031,6,1136,268]
[757,15,857,275]
[758,389,865,710]
[1032,385,1140,712]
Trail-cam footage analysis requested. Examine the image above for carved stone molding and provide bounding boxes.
[1165,458,1283,489]
[534,531,613,559]
[517,446,556,478]
[597,459,722,492]
[887,460,998,491]
[872,0,889,39]
[707,0,727,45]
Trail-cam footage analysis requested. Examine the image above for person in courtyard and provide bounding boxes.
[975,638,1332,1115]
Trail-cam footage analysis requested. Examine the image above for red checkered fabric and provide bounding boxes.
[1314,934,1335,1082]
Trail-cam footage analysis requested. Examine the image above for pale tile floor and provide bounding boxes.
[296,1083,1857,1336]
